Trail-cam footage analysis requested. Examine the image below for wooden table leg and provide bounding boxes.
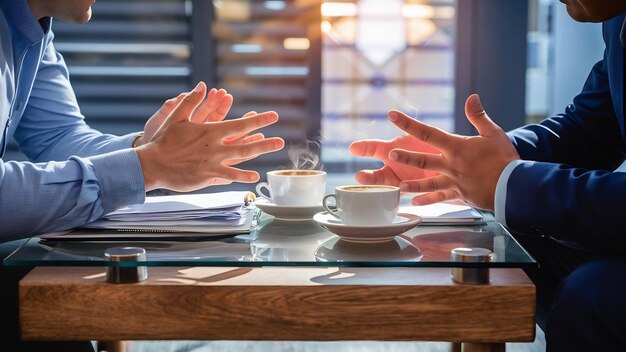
[96,341,127,352]
[462,342,505,352]
[451,342,462,352]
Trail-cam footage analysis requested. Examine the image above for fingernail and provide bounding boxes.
[471,94,483,114]
[400,183,409,192]
[192,83,203,94]
[412,199,422,206]
[389,151,398,160]
[274,139,283,148]
[388,112,398,122]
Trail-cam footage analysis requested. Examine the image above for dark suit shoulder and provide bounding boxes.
[604,12,626,47]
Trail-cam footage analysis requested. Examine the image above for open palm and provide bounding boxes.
[142,88,234,146]
[349,134,439,186]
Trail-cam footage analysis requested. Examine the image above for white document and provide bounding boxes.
[400,202,483,225]
[77,209,256,235]
[106,192,251,217]
[73,191,257,236]
[105,207,242,221]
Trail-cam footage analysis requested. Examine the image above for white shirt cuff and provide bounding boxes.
[614,158,626,173]
[494,160,527,226]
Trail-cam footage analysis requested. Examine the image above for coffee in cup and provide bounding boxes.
[322,185,400,226]
[256,170,326,206]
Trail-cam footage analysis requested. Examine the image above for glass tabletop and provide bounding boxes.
[3,212,536,268]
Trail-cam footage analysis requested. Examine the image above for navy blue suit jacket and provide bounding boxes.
[506,13,626,254]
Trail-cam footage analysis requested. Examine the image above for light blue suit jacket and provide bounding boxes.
[0,1,145,239]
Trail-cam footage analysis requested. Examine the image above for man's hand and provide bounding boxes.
[222,111,266,166]
[387,94,520,210]
[135,82,285,192]
[349,135,439,186]
[137,88,234,147]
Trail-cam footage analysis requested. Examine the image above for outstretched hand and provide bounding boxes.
[349,135,439,186]
[387,94,520,210]
[135,82,285,191]
[138,88,234,147]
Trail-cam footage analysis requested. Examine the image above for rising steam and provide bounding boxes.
[287,139,323,171]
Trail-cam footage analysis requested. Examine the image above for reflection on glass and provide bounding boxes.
[4,216,536,268]
[252,219,335,261]
[314,237,423,262]
[40,240,253,262]
[402,229,493,262]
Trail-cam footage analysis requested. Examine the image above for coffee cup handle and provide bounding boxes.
[322,194,340,219]
[255,182,273,203]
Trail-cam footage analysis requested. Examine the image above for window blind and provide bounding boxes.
[6,0,323,191]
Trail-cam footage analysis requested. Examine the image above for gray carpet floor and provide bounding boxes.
[128,327,545,352]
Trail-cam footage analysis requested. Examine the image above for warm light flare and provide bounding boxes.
[402,4,434,18]
[283,37,310,50]
[321,20,332,33]
[402,4,455,19]
[82,272,106,280]
[322,2,358,17]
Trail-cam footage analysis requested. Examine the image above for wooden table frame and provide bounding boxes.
[19,266,535,352]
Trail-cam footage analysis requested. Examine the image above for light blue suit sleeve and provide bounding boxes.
[0,149,145,239]
[0,34,145,240]
[13,36,139,161]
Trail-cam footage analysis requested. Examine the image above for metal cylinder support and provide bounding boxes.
[450,247,492,285]
[104,247,148,284]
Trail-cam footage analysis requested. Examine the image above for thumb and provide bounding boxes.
[465,94,499,136]
[158,93,186,118]
[167,82,207,125]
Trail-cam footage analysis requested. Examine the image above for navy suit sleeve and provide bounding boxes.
[505,162,626,254]
[507,53,625,170]
[503,21,626,253]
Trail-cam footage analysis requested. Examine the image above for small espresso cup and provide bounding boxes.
[255,170,326,206]
[322,185,400,226]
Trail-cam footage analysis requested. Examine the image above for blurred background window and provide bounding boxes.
[211,0,322,175]
[526,0,602,123]
[52,0,193,138]
[320,0,456,174]
[3,0,605,191]
[5,0,195,160]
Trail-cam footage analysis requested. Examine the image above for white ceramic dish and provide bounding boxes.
[312,212,422,243]
[255,197,325,221]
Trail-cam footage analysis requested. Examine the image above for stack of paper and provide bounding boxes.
[82,191,256,234]
[400,201,484,225]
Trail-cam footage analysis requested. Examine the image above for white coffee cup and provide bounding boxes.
[322,185,400,226]
[255,170,326,206]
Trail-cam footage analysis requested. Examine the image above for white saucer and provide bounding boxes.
[254,197,325,221]
[312,212,422,243]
